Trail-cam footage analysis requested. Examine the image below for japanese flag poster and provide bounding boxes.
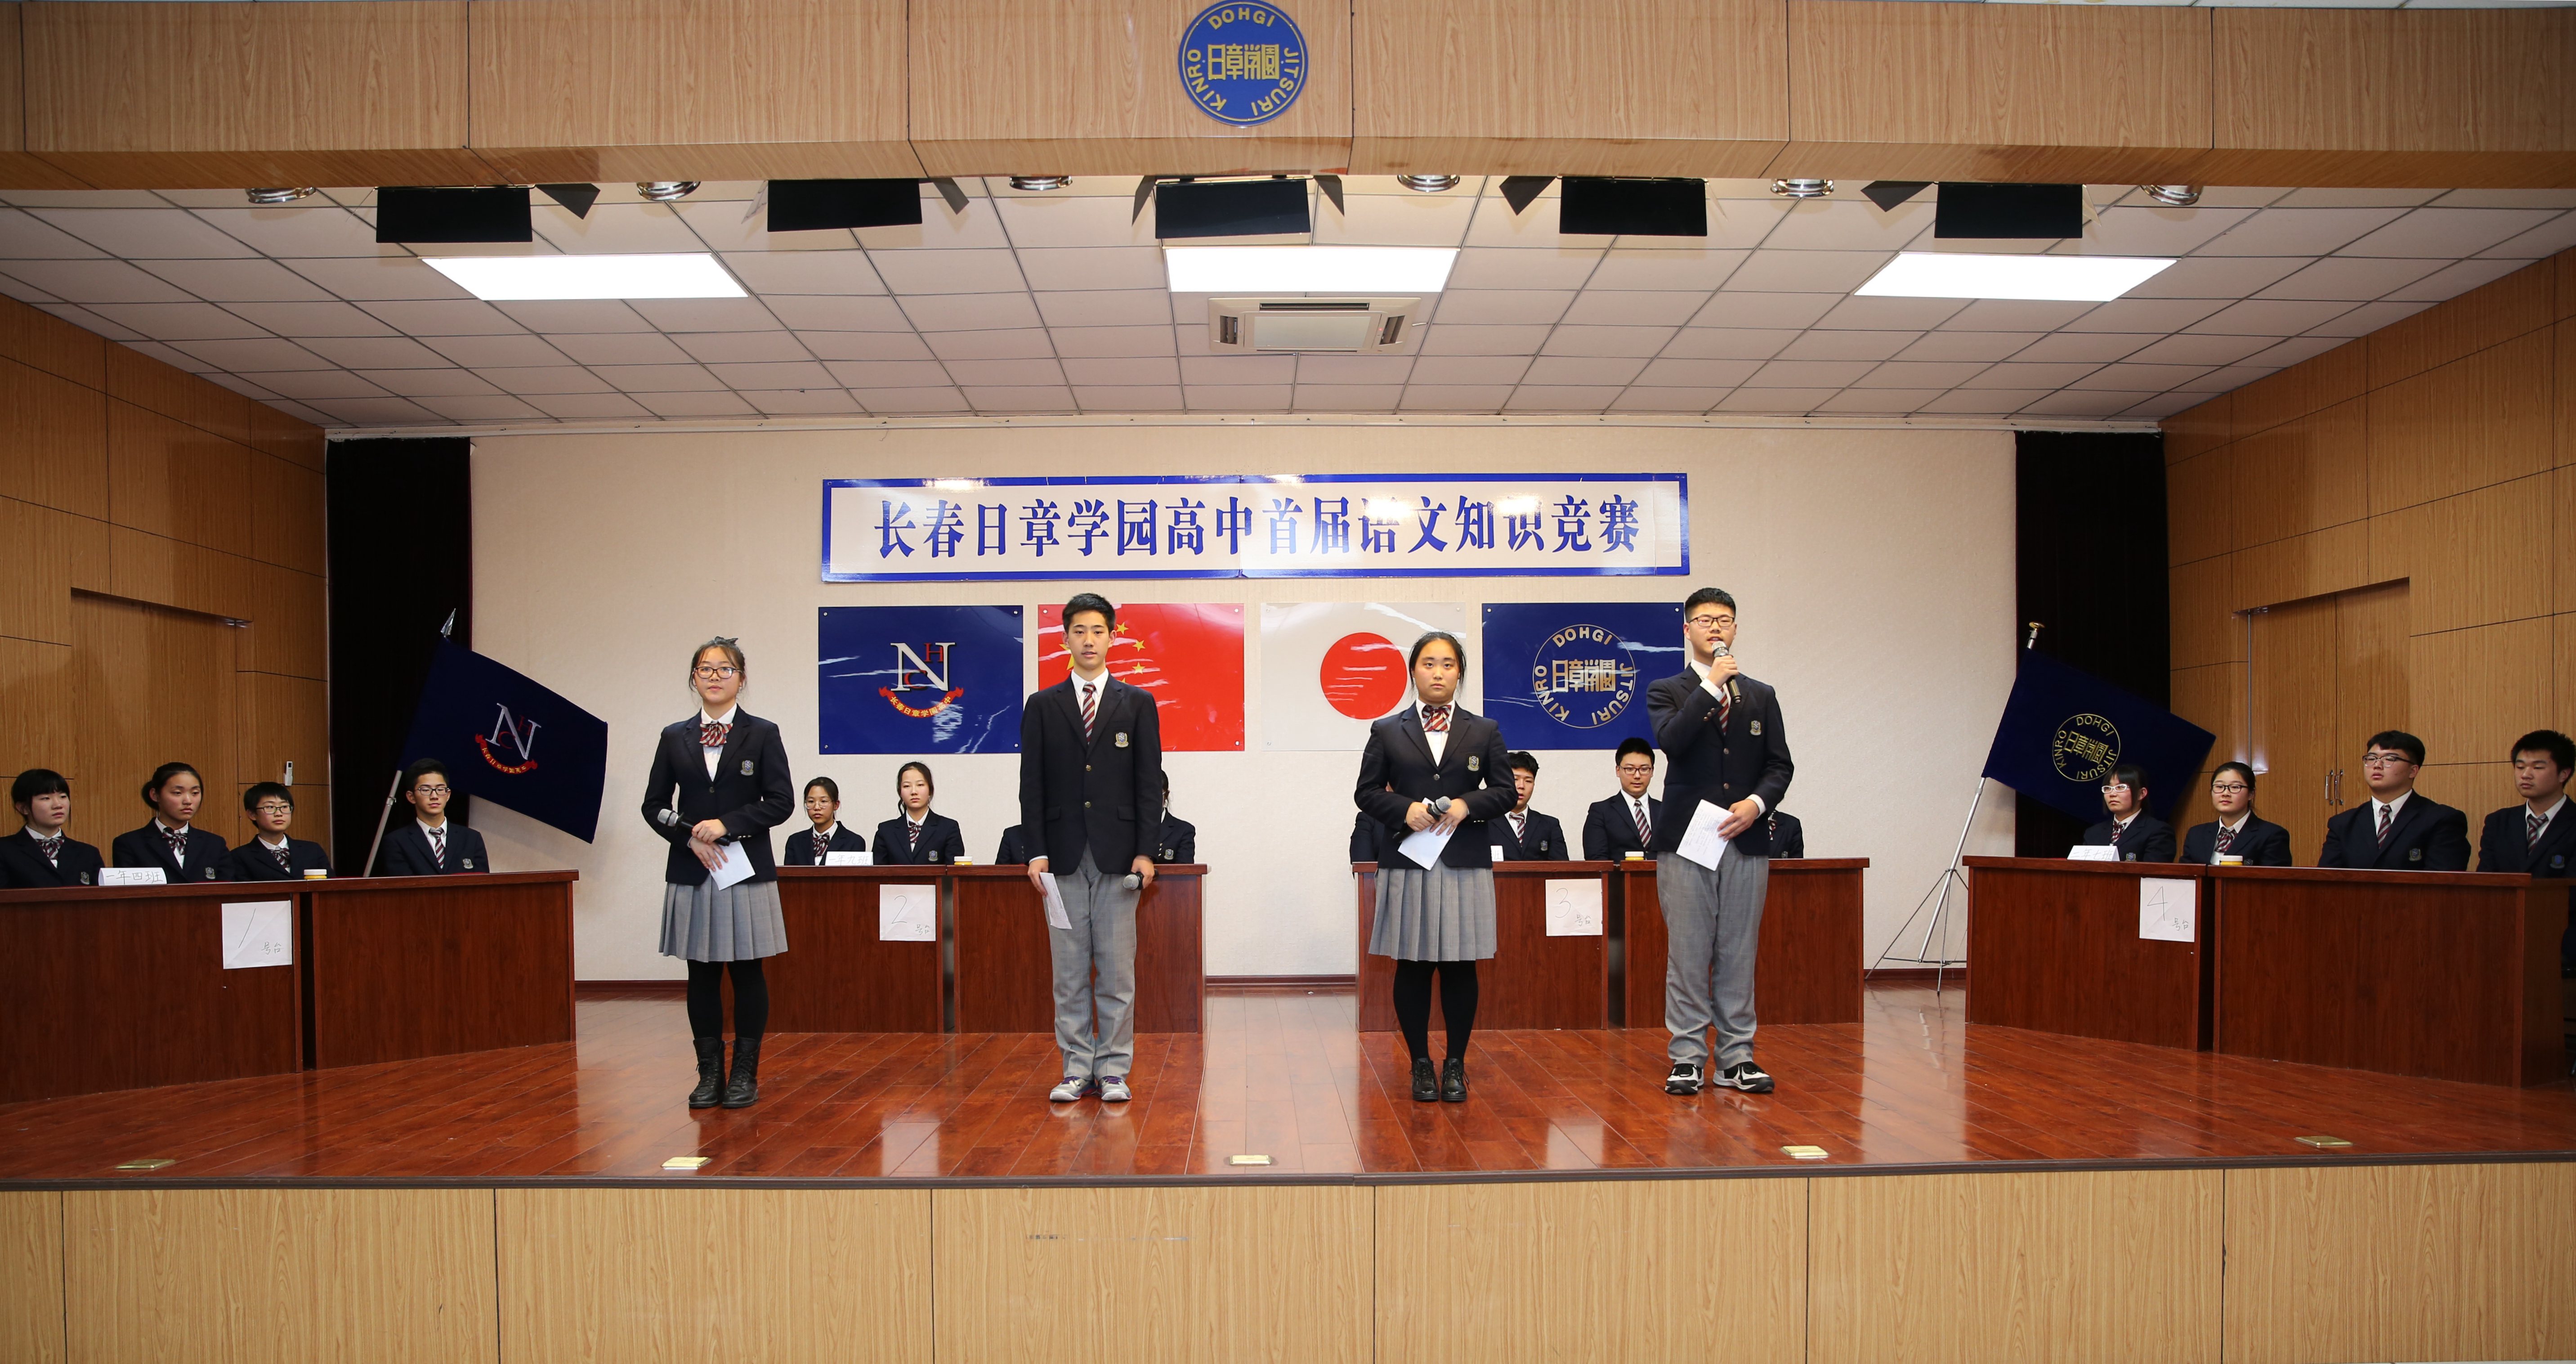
[1258,602,1477,751]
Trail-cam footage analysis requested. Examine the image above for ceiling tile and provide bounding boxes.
[765,294,912,330]
[2236,335,2352,369]
[742,388,868,415]
[0,259,195,304]
[301,335,450,368]
[1811,295,1967,330]
[717,249,886,295]
[1073,385,1185,411]
[1295,354,1415,383]
[2119,333,2275,366]
[636,391,759,417]
[1609,388,1725,413]
[1061,356,1181,385]
[2122,256,2309,298]
[1504,386,1625,410]
[2009,332,2153,363]
[1540,325,1676,357]
[300,396,440,425]
[1661,328,1798,359]
[2060,297,2227,332]
[119,340,215,372]
[855,386,970,413]
[201,372,282,401]
[2477,212,2576,260]
[856,201,1015,252]
[596,363,729,393]
[2195,208,2407,256]
[1444,247,1601,290]
[1584,249,1749,291]
[2384,257,2526,301]
[1961,361,2103,389]
[550,331,693,365]
[2172,363,2279,392]
[411,394,545,421]
[1763,198,1934,251]
[1429,290,1572,325]
[494,300,654,333]
[284,256,473,301]
[1748,359,1873,386]
[1034,289,1172,327]
[1183,354,1296,384]
[1312,193,1477,247]
[0,209,106,258]
[1721,250,1890,293]
[1561,290,1708,326]
[925,328,1055,360]
[354,368,504,398]
[1853,360,1988,388]
[532,202,707,255]
[243,370,395,401]
[1939,300,2097,331]
[627,298,784,332]
[171,337,328,370]
[1819,389,1944,414]
[869,249,1028,294]
[1293,383,1405,409]
[187,205,398,258]
[2069,362,2211,391]
[801,332,937,362]
[1407,356,1529,385]
[668,200,857,253]
[947,358,1066,386]
[1039,325,1175,359]
[1635,357,1761,387]
[226,300,398,336]
[424,333,572,368]
[1688,292,1836,328]
[2431,190,2576,209]
[358,299,526,335]
[900,292,1044,331]
[2301,297,2434,337]
[1185,384,1295,409]
[83,301,268,340]
[991,196,1161,250]
[2255,256,2446,300]
[2059,206,2254,257]
[1915,389,2049,414]
[1776,329,1915,361]
[2334,207,2559,259]
[1419,323,1553,355]
[1895,331,2043,361]
[1523,356,1646,385]
[964,385,1075,411]
[1016,247,1168,292]
[708,360,836,389]
[1398,385,1514,410]
[673,331,812,363]
[1713,388,1837,413]
[28,208,256,259]
[824,360,952,386]
[2267,188,2435,208]
[2116,391,2209,420]
[2019,390,2144,418]
[2186,299,2357,335]
[1462,196,1596,251]
[472,366,614,395]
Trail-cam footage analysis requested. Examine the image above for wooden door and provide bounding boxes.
[66,594,243,844]
[2249,595,2338,865]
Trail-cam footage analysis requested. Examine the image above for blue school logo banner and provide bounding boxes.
[819,606,1024,754]
[1179,2,1308,126]
[1981,649,2215,821]
[1479,603,1686,750]
[399,642,610,841]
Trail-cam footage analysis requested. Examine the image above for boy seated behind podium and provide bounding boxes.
[2317,731,2470,871]
[2475,730,2576,976]
[112,762,232,882]
[784,776,867,866]
[2181,763,2290,866]
[377,759,492,875]
[1492,751,1566,860]
[1,768,103,888]
[1765,809,1804,859]
[2079,764,2176,862]
[226,782,332,880]
[1154,772,1196,864]
[1582,740,1664,861]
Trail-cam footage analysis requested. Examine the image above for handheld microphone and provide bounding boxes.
[1713,641,1743,708]
[656,808,683,828]
[1123,873,1144,890]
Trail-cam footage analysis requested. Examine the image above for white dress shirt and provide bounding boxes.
[2526,795,2567,837]
[2369,790,2412,833]
[700,704,738,778]
[155,820,192,867]
[1415,702,1449,764]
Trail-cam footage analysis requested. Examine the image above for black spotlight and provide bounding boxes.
[769,179,925,232]
[1558,178,1706,238]
[1860,180,1931,212]
[375,187,532,244]
[1154,178,1312,240]
[536,184,600,219]
[1934,183,2084,239]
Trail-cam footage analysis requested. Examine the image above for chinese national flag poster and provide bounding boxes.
[1038,602,1245,751]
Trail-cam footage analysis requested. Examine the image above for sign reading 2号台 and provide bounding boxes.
[821,475,1688,582]
[1179,2,1308,126]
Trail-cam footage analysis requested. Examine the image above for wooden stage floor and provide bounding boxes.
[4,983,2572,1184]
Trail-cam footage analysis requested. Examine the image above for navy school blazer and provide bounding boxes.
[110,823,233,883]
[640,711,796,886]
[783,823,869,866]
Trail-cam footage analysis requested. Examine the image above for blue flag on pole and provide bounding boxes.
[399,642,610,841]
[1981,650,2216,823]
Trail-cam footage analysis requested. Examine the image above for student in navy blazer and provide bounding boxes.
[2474,731,2576,975]
[2179,763,2292,866]
[783,776,868,866]
[1584,739,1664,861]
[376,759,491,876]
[2079,763,2178,863]
[1355,631,1514,1104]
[111,762,232,884]
[227,782,333,881]
[996,824,1031,865]
[645,638,796,1110]
[3,769,104,889]
[872,762,965,865]
[2317,731,2471,871]
[1154,772,1197,864]
[1491,752,1566,861]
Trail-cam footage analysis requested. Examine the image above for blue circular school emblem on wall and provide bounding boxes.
[1528,623,1641,729]
[1179,2,1308,126]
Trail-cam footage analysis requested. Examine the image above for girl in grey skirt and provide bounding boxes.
[1354,631,1516,1104]
[644,637,795,1109]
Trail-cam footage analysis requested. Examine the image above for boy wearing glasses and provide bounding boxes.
[227,782,334,880]
[377,758,492,876]
[2317,730,2470,871]
[2080,763,2177,862]
[2180,763,2290,866]
[1584,739,1664,861]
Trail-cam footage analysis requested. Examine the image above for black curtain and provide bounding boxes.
[2013,431,2169,856]
[327,437,472,872]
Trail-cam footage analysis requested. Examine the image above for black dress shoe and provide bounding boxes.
[1440,1059,1467,1103]
[1410,1057,1439,1103]
[688,1037,725,1109]
[720,1034,763,1108]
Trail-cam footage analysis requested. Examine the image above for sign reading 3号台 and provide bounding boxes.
[822,475,1689,582]
[1179,1,1308,126]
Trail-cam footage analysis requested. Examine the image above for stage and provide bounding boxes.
[6,982,2574,1364]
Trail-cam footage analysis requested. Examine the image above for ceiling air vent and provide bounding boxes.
[1208,297,1420,353]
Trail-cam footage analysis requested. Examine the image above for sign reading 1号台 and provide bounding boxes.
[1179,1,1307,126]
[821,475,1689,582]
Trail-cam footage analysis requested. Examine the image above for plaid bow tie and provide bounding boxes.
[33,833,63,865]
[164,825,189,859]
[700,721,730,748]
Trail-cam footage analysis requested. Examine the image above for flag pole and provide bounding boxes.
[367,609,461,877]
[1864,622,2039,993]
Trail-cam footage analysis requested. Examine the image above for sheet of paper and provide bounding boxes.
[222,900,293,969]
[2067,844,2119,863]
[877,884,937,942]
[1039,873,1073,931]
[707,841,755,890]
[1674,801,1731,870]
[1397,822,1455,870]
[1544,879,1604,937]
[2139,878,2197,942]
[823,850,868,867]
[100,866,165,887]
[1489,843,1504,863]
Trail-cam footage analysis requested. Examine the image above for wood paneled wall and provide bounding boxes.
[0,0,2569,188]
[6,1167,2569,1364]
[2162,247,2575,835]
[0,291,330,852]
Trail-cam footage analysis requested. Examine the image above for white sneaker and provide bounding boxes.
[1098,1076,1131,1103]
[1048,1075,1095,1103]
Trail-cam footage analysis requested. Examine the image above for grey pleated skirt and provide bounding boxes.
[659,878,787,962]
[1368,863,1497,962]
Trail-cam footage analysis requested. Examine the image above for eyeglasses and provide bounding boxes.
[1617,763,1655,775]
[693,664,739,680]
[2209,783,2250,794]
[2361,752,2412,767]
[2099,783,2132,794]
[1686,615,1733,628]
[413,785,452,797]
[252,802,293,814]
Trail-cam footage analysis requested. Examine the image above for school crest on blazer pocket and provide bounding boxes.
[203,866,217,879]
[1114,732,1129,748]
[78,871,91,884]
[2554,854,2567,870]
[1466,755,1480,772]
[1750,721,1762,735]
[2408,848,2423,862]
[463,857,475,870]
[740,759,755,776]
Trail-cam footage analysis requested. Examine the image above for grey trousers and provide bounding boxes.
[1657,850,1770,1068]
[1049,850,1140,1080]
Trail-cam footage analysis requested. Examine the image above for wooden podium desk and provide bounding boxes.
[951,866,1205,1035]
[2210,866,2568,1087]
[1354,862,1614,1032]
[1963,857,2210,1050]
[1616,857,1867,1029]
[0,882,304,1103]
[770,868,945,1032]
[301,871,577,1068]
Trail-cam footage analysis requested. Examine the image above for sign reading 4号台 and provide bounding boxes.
[1180,1,1307,126]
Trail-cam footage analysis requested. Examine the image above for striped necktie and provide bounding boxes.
[429,825,447,869]
[2376,803,2393,846]
[1081,682,1097,741]
[2530,810,2547,851]
[1632,799,1652,847]
[2214,823,2235,858]
[1422,705,1449,732]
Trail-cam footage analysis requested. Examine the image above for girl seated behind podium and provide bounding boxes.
[111,762,232,883]
[377,760,491,875]
[227,782,333,881]
[2,769,104,888]
[784,776,867,866]
[646,637,794,1111]
[873,761,964,865]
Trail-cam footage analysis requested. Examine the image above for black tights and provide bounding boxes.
[1390,960,1479,1063]
[685,959,769,1041]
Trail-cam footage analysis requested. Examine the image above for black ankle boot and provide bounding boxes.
[720,1034,763,1108]
[1410,1057,1439,1103]
[1441,1058,1467,1103]
[688,1038,725,1109]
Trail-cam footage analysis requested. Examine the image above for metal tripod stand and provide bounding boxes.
[1865,776,1983,993]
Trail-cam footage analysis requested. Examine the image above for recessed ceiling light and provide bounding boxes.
[1164,246,1458,293]
[421,253,747,301]
[1856,251,2175,302]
